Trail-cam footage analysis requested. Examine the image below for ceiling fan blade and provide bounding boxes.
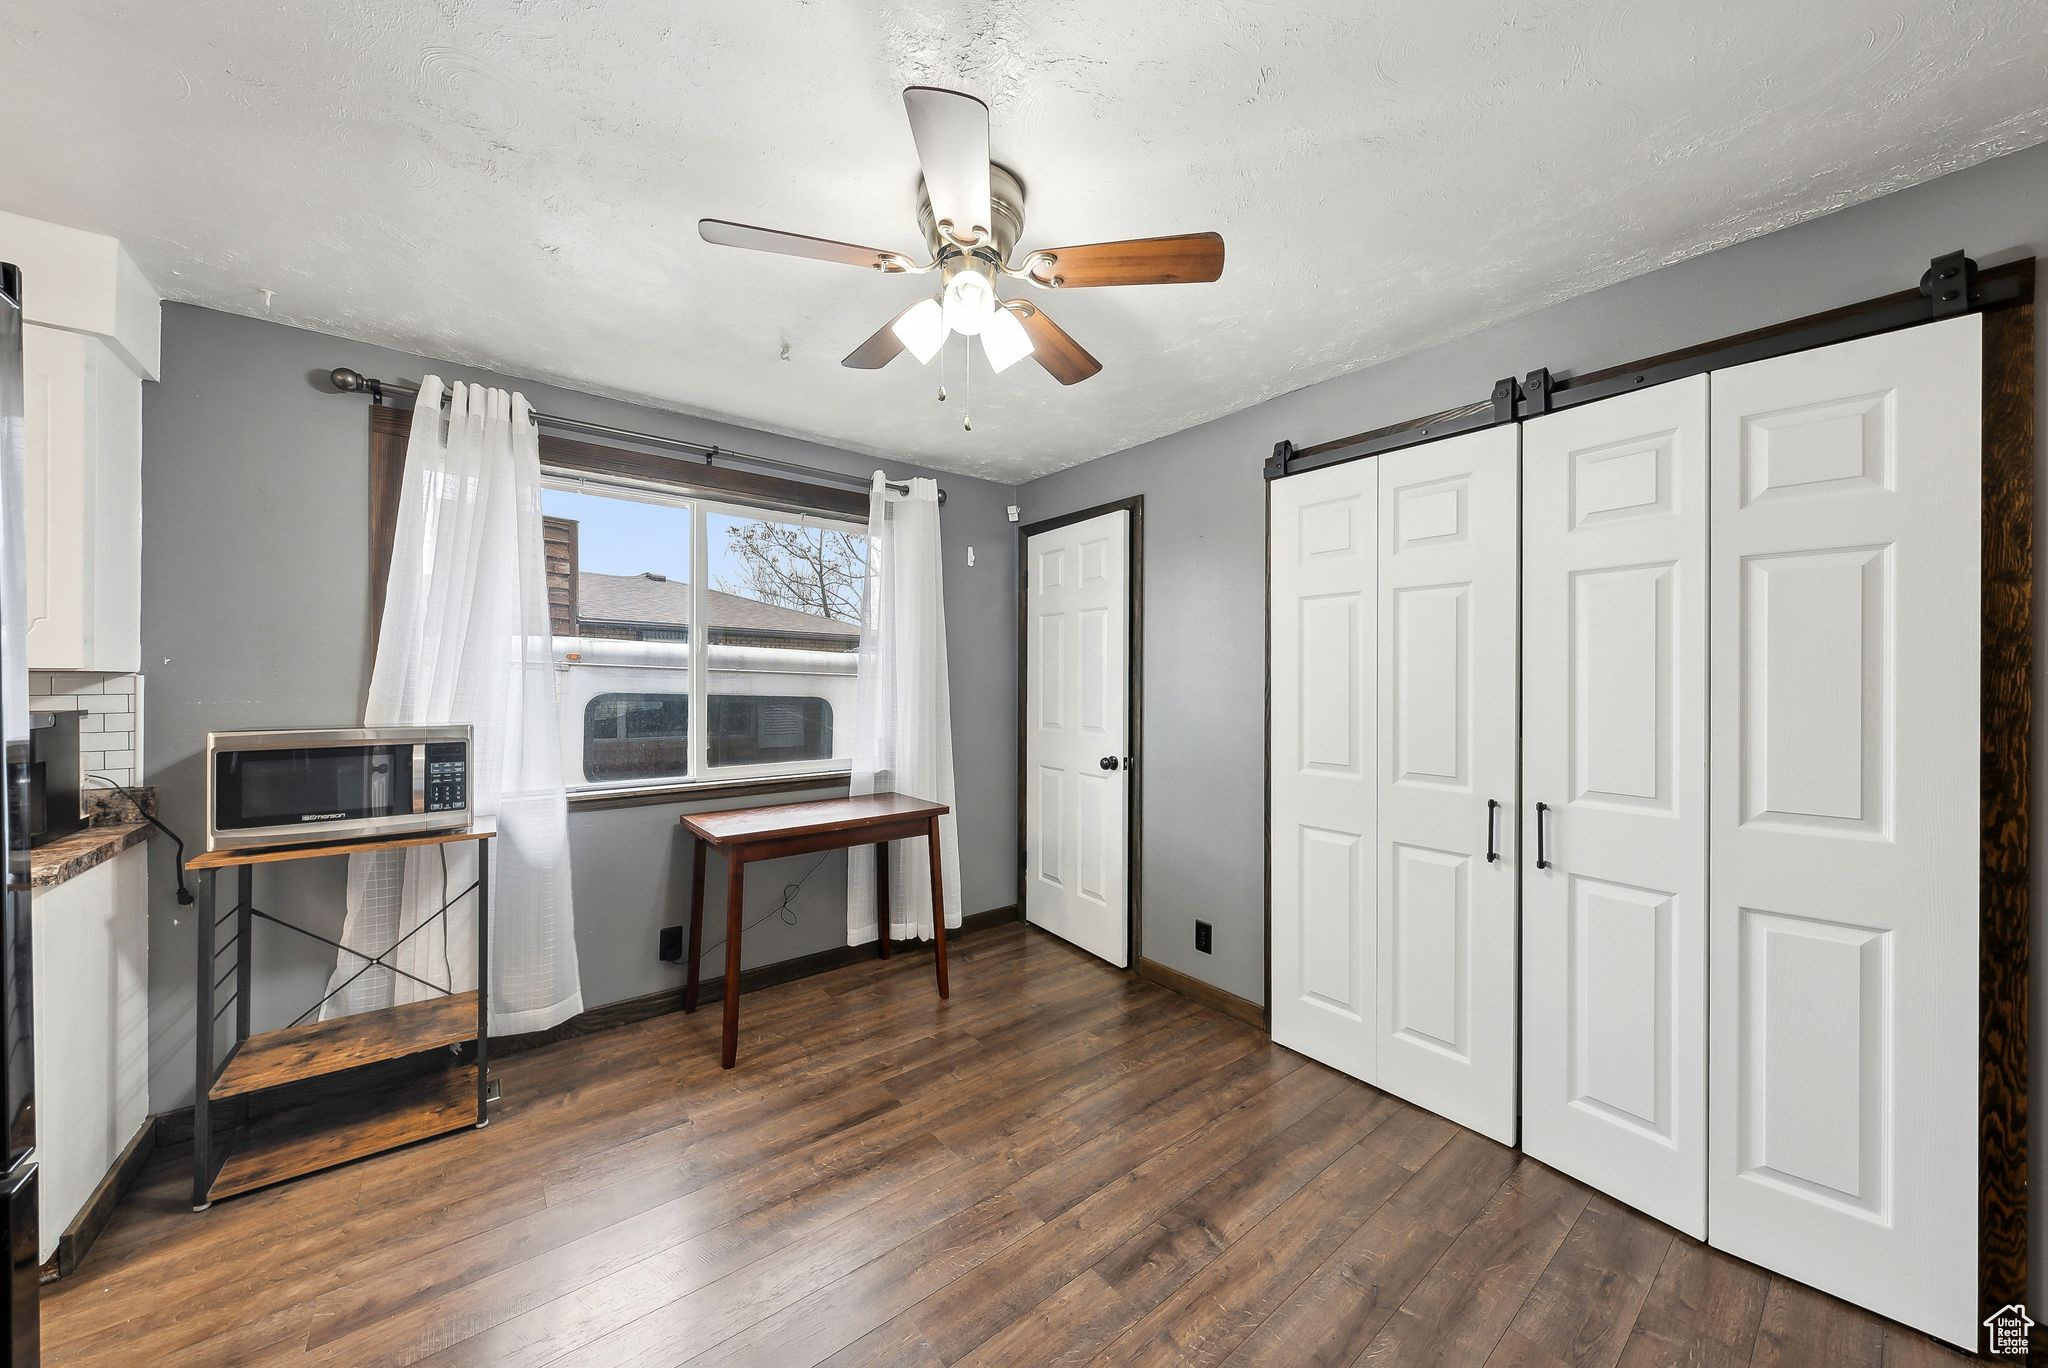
[841,302,923,369]
[699,219,912,272]
[903,87,992,246]
[1025,232,1225,287]
[1014,304,1102,385]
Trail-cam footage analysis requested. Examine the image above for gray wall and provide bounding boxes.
[140,305,1018,1111]
[1018,139,2048,1306]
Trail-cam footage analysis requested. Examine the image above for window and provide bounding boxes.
[542,477,865,792]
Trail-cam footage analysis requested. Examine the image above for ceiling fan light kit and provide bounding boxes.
[698,86,1226,419]
[891,297,947,365]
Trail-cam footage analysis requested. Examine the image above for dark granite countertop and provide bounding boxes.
[29,822,151,891]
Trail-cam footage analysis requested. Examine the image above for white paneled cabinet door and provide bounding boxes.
[1374,426,1519,1144]
[1708,317,1981,1348]
[1269,458,1377,1077]
[1521,376,1709,1237]
[1025,509,1131,967]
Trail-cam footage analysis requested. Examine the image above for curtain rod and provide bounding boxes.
[325,368,943,504]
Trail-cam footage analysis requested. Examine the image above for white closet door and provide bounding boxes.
[1269,458,1377,1077]
[1521,376,1709,1237]
[1708,316,1981,1348]
[1374,425,1519,1144]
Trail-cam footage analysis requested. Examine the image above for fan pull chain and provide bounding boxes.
[962,347,973,431]
[937,336,948,404]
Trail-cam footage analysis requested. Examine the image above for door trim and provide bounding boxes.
[1978,296,2032,1331]
[1016,496,1145,970]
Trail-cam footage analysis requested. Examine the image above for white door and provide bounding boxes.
[1025,509,1132,966]
[1520,376,1709,1236]
[1269,457,1378,1077]
[1374,425,1520,1144]
[1708,317,1981,1348]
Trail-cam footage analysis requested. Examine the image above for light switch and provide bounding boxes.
[966,546,976,567]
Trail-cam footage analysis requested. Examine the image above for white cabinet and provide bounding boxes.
[1269,425,1521,1144]
[32,844,151,1263]
[21,322,142,673]
[1,210,156,674]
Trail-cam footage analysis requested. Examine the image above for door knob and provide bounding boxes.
[1099,756,1120,771]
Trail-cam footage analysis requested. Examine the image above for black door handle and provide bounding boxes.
[1535,802,1551,870]
[1099,756,1119,771]
[1485,798,1500,864]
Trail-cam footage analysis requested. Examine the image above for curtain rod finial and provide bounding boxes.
[330,367,365,393]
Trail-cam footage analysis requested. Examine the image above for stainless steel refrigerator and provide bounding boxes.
[0,261,39,1365]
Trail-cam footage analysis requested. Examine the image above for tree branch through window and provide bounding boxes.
[715,522,867,624]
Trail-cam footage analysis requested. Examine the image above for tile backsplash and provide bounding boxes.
[29,671,145,791]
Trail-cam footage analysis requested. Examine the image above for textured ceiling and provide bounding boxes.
[3,2,2045,482]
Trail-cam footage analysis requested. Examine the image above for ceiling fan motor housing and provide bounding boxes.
[919,162,1026,269]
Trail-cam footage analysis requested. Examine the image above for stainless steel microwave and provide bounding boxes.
[205,726,472,852]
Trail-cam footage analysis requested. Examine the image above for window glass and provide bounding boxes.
[542,482,693,788]
[704,508,865,771]
[582,693,690,783]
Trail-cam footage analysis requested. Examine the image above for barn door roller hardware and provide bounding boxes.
[1273,248,2030,477]
[1921,250,1975,318]
[1265,376,1522,480]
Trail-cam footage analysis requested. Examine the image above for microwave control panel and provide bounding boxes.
[424,742,469,813]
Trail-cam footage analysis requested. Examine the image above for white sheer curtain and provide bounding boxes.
[846,475,960,944]
[323,377,584,1034]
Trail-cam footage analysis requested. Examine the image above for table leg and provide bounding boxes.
[927,816,950,1000]
[721,850,745,1068]
[684,839,707,1013]
[876,841,891,960]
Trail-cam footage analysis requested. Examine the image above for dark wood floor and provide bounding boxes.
[44,921,1974,1367]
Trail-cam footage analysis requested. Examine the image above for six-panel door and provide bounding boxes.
[1266,315,1985,1347]
[1520,376,1710,1237]
[1373,426,1520,1144]
[1707,316,1982,1348]
[1269,458,1378,1076]
[1025,509,1132,967]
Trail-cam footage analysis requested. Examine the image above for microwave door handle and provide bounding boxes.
[412,744,428,815]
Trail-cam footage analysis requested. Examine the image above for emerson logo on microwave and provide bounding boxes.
[300,812,347,822]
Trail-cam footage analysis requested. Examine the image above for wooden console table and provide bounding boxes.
[682,792,951,1068]
[185,825,491,1209]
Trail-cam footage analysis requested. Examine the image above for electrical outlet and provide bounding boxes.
[1195,920,1212,954]
[659,925,683,961]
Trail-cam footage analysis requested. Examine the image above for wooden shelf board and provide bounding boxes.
[209,1063,479,1202]
[187,821,494,871]
[209,991,480,1101]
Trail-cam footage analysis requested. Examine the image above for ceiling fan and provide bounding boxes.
[699,86,1224,396]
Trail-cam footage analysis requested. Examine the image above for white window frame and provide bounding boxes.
[543,470,867,797]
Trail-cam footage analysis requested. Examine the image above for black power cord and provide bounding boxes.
[85,775,195,906]
[692,852,829,965]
